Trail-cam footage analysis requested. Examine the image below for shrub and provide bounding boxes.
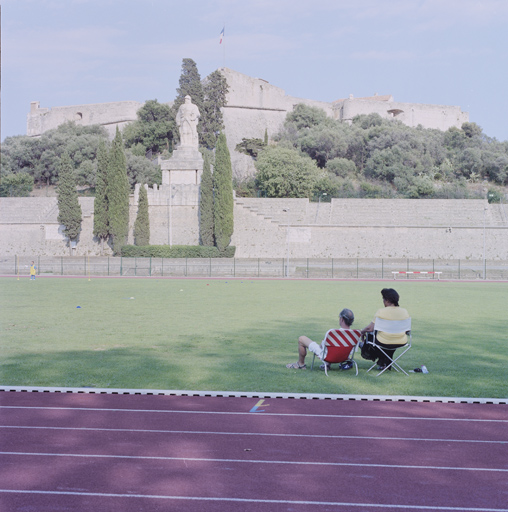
[121,245,236,258]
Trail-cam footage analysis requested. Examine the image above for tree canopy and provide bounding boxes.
[123,99,175,155]
[255,145,322,198]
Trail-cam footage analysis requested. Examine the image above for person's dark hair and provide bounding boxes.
[339,308,354,327]
[381,288,399,306]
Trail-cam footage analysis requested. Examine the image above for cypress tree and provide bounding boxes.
[201,70,229,149]
[199,152,214,246]
[93,139,109,253]
[107,127,130,254]
[213,133,234,252]
[173,58,204,116]
[173,58,204,145]
[56,152,82,253]
[134,185,150,246]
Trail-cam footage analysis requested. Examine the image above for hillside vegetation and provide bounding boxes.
[242,105,508,201]
[2,103,507,202]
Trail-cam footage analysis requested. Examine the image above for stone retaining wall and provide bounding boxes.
[1,197,507,259]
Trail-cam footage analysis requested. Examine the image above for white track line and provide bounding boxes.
[1,386,507,404]
[1,451,507,473]
[2,405,507,423]
[0,490,506,512]
[1,425,506,444]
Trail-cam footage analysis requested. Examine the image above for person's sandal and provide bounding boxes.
[286,362,306,369]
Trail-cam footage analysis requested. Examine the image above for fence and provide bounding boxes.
[3,256,508,280]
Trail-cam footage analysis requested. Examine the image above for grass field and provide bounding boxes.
[1,277,507,399]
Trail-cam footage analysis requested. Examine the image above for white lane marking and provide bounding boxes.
[1,425,506,445]
[1,406,507,423]
[1,451,507,473]
[2,386,507,405]
[0,489,506,511]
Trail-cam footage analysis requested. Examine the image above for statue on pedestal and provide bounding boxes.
[160,94,203,186]
[176,95,200,148]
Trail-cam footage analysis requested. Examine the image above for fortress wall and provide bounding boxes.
[222,107,287,180]
[131,205,199,246]
[392,102,469,131]
[3,196,506,260]
[231,202,287,258]
[27,100,142,138]
[339,98,468,130]
[229,197,508,259]
[297,225,507,260]
[221,68,333,180]
[222,107,287,148]
[221,68,293,110]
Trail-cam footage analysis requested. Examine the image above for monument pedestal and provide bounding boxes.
[161,145,203,186]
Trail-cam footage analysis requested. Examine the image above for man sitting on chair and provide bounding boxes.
[360,288,410,371]
[286,308,355,370]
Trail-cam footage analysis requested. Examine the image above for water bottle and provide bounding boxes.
[421,365,429,374]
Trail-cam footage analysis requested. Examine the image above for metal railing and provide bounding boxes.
[2,256,508,280]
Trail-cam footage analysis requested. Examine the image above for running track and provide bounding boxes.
[1,389,507,511]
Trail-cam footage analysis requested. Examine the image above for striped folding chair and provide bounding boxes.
[310,329,363,376]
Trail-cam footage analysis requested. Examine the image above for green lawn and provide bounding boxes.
[1,277,507,399]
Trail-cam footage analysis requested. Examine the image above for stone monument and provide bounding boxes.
[161,95,203,186]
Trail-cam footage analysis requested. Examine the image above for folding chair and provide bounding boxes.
[365,317,412,376]
[310,329,362,376]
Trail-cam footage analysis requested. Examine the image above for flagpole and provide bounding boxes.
[220,24,225,68]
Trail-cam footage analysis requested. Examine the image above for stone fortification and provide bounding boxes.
[333,94,469,130]
[2,196,507,260]
[25,68,469,178]
[219,68,333,179]
[27,100,142,138]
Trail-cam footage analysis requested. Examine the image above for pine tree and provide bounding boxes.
[134,185,150,246]
[213,133,234,252]
[56,152,82,253]
[107,127,130,254]
[93,139,109,253]
[201,70,229,149]
[199,152,214,246]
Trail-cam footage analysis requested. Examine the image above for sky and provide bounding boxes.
[1,0,508,142]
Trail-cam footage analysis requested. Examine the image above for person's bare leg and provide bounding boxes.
[298,336,313,366]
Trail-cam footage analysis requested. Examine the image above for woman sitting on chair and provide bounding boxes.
[360,288,410,371]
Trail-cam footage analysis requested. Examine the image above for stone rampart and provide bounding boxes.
[231,198,508,259]
[2,196,507,260]
[25,68,470,178]
[335,96,468,130]
[27,100,142,138]
[220,68,334,179]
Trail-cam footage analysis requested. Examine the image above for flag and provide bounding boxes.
[219,26,224,44]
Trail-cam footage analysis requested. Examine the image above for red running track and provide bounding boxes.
[0,391,507,512]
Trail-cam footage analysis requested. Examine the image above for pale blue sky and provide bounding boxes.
[2,0,508,141]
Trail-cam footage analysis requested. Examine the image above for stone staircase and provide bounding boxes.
[234,197,506,227]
